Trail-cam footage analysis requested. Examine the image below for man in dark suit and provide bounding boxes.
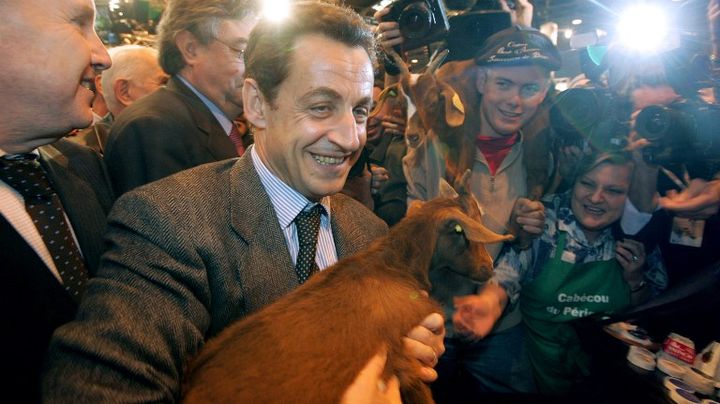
[104,0,258,195]
[0,0,113,399]
[43,2,444,402]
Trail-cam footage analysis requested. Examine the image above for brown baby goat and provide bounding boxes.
[182,178,512,404]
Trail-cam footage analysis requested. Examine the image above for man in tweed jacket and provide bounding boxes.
[43,2,444,401]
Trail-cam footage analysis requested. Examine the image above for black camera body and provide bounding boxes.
[380,0,450,51]
[549,87,631,152]
[444,10,511,62]
[635,101,720,166]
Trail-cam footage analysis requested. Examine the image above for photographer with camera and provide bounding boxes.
[654,0,720,220]
[548,41,719,284]
[374,0,533,51]
[624,65,720,286]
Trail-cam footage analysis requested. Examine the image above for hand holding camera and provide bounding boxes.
[373,7,404,52]
[376,0,449,52]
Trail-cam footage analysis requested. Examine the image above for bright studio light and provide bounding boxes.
[616,4,669,52]
[262,0,290,22]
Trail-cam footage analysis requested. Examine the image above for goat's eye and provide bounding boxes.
[454,224,463,234]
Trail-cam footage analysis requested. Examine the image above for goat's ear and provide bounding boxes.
[455,213,515,244]
[426,49,449,75]
[407,200,425,216]
[456,170,473,196]
[459,191,485,218]
[440,83,465,128]
[438,178,458,199]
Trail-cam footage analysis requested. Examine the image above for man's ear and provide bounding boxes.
[243,78,267,129]
[475,67,487,96]
[175,30,201,65]
[113,79,132,107]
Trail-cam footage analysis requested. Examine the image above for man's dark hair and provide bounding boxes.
[245,1,376,103]
[157,0,258,75]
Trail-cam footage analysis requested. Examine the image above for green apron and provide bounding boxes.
[520,231,631,394]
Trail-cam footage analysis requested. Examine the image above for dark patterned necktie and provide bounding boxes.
[294,204,324,284]
[0,154,88,303]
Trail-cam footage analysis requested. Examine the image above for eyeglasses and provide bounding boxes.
[213,37,247,60]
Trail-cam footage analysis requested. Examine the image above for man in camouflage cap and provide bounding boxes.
[435,25,561,398]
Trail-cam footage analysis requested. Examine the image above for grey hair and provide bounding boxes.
[157,0,258,75]
[101,45,159,115]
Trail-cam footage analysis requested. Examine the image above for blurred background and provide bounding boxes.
[92,0,715,87]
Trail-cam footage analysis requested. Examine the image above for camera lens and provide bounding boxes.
[550,89,601,133]
[635,105,672,141]
[399,3,433,39]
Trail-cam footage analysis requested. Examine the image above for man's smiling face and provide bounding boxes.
[476,65,549,138]
[253,34,374,201]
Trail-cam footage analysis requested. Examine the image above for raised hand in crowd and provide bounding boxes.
[616,238,646,283]
[370,164,390,195]
[373,7,403,52]
[616,238,650,302]
[501,0,534,27]
[709,0,720,55]
[452,283,508,340]
[659,178,720,220]
[507,197,545,249]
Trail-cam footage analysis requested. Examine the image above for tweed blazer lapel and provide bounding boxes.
[228,154,299,312]
[330,193,386,260]
[225,153,387,312]
[166,77,238,161]
[228,158,376,261]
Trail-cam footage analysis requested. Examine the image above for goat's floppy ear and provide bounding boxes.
[454,212,515,244]
[440,83,465,128]
[438,178,458,198]
[406,200,425,216]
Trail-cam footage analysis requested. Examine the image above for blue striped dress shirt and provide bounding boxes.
[250,146,337,270]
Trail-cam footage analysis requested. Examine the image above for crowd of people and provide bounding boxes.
[1,0,719,401]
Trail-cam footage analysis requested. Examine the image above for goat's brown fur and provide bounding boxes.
[181,180,511,404]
